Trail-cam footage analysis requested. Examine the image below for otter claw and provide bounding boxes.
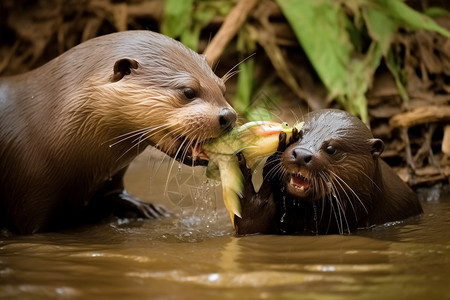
[277,131,287,152]
[237,152,252,180]
[288,127,301,146]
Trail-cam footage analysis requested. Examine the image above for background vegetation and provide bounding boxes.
[0,0,449,187]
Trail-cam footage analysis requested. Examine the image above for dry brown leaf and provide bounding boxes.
[390,105,450,128]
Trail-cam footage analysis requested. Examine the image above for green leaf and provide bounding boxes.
[276,0,352,99]
[385,48,409,102]
[362,5,398,55]
[233,59,254,114]
[424,7,450,18]
[276,0,450,123]
[161,0,194,38]
[379,0,450,38]
[276,0,373,121]
[182,2,222,50]
[162,0,233,51]
[181,29,199,51]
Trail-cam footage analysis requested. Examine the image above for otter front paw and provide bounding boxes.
[235,153,275,235]
[88,190,170,221]
[113,190,170,219]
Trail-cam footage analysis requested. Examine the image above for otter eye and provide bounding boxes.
[325,145,336,155]
[183,88,196,100]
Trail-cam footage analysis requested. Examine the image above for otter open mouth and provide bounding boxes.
[171,136,209,166]
[286,172,312,197]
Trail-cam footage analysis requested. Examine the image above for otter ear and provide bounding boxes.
[112,58,138,82]
[369,138,384,159]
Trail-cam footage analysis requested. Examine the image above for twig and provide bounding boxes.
[203,0,260,66]
[390,105,450,128]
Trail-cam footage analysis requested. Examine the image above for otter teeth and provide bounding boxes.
[191,144,208,160]
[290,172,310,191]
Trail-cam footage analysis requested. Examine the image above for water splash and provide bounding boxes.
[164,166,231,242]
[312,202,318,235]
[280,186,287,223]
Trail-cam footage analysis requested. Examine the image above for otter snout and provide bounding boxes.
[218,107,237,133]
[287,147,315,166]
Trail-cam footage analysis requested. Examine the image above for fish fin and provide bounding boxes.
[218,157,243,227]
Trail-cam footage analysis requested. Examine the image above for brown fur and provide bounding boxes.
[235,109,422,235]
[0,30,236,234]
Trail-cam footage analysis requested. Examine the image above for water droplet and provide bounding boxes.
[331,189,337,200]
[280,212,286,223]
[312,202,319,235]
[280,194,287,223]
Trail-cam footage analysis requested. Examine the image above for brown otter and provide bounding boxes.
[235,109,422,235]
[0,30,236,234]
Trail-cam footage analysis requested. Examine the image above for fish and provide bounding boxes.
[201,121,304,227]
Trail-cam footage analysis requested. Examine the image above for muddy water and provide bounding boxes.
[1,149,449,299]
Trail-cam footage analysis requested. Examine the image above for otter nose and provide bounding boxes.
[292,148,313,165]
[218,108,237,132]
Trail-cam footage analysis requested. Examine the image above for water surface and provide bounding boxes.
[1,150,449,299]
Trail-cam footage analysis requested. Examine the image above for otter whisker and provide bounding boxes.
[327,194,340,234]
[105,128,148,146]
[114,130,151,162]
[149,132,184,183]
[114,123,178,162]
[315,172,325,200]
[182,130,205,180]
[328,186,343,234]
[263,163,284,184]
[270,160,287,181]
[328,173,356,226]
[159,131,189,161]
[222,70,241,83]
[130,125,171,145]
[212,58,221,73]
[330,172,360,222]
[155,127,185,156]
[331,163,383,194]
[163,136,191,193]
[106,124,170,147]
[324,176,348,234]
[329,170,368,214]
[179,134,196,166]
[151,128,184,175]
[166,127,196,162]
[318,172,330,223]
[319,194,327,226]
[163,126,199,191]
[358,169,383,193]
[222,53,256,83]
[180,127,202,161]
[289,108,302,125]
[262,155,284,181]
[330,182,351,234]
[190,134,203,168]
[263,159,282,177]
[111,125,176,163]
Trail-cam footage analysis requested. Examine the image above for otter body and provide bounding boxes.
[0,31,236,234]
[235,109,422,235]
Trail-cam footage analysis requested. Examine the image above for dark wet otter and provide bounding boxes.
[0,30,236,234]
[235,109,422,235]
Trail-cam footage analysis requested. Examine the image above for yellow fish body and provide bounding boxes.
[202,121,304,227]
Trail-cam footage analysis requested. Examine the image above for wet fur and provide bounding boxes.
[0,31,235,234]
[235,109,422,235]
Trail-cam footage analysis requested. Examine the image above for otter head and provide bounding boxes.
[89,31,236,165]
[281,109,384,203]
